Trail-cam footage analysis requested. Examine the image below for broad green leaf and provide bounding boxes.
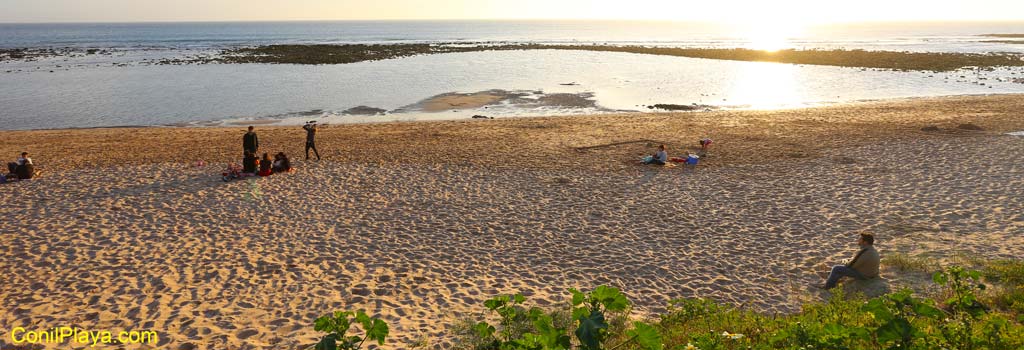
[875,319,912,344]
[823,323,846,337]
[355,310,371,329]
[570,288,585,306]
[862,299,894,322]
[887,289,912,305]
[912,302,945,319]
[575,310,608,350]
[933,272,948,285]
[591,286,630,312]
[474,322,496,339]
[572,307,590,321]
[367,319,389,345]
[485,296,509,310]
[315,334,338,350]
[314,316,333,332]
[849,327,870,339]
[626,322,663,350]
[513,293,526,304]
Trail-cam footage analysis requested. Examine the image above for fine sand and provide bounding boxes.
[1,95,1023,349]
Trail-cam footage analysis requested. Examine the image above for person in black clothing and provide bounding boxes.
[242,150,258,174]
[272,152,292,173]
[303,121,321,161]
[243,126,259,154]
[8,152,35,180]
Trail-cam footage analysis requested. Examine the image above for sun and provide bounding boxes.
[744,22,803,52]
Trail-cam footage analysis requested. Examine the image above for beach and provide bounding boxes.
[1,94,1023,349]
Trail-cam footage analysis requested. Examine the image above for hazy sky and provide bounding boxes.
[1,0,1022,23]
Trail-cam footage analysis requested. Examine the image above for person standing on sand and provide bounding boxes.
[243,126,259,154]
[819,233,881,289]
[303,121,321,161]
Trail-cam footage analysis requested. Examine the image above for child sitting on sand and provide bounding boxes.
[258,153,273,176]
[242,150,258,175]
[643,145,669,166]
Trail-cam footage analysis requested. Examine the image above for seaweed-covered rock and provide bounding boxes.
[650,104,701,111]
[342,106,387,116]
[957,123,984,131]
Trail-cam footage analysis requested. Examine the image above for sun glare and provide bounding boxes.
[742,21,803,52]
[727,61,803,109]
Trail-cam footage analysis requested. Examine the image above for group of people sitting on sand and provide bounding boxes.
[242,151,292,176]
[2,152,37,183]
[240,126,293,177]
[641,138,712,166]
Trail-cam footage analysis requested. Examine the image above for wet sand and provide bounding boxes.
[1,94,1023,349]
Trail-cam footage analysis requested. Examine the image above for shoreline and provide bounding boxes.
[2,94,1023,348]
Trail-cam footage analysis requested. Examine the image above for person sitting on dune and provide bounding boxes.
[643,144,669,166]
[242,150,258,175]
[258,153,274,176]
[272,152,292,173]
[818,233,881,289]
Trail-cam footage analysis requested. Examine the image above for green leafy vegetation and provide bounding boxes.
[882,253,936,273]
[308,262,1024,349]
[312,310,389,350]
[444,265,1024,350]
[211,43,1024,71]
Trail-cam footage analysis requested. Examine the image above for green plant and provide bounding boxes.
[470,293,572,350]
[934,266,988,317]
[312,310,389,350]
[569,286,662,350]
[882,253,935,273]
[465,287,662,350]
[982,260,1024,286]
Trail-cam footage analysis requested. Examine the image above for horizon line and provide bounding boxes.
[3,18,1024,25]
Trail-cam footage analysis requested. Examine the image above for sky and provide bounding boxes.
[1,0,1022,23]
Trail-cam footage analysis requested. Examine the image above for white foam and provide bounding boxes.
[1009,131,1024,136]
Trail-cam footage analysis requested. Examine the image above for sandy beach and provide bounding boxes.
[1,94,1023,349]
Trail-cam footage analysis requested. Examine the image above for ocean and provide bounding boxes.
[1,20,1023,130]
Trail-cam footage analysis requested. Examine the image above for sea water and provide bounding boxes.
[1,20,1023,130]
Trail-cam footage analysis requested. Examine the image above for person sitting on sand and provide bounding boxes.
[242,150,258,174]
[818,233,881,289]
[8,152,28,174]
[272,152,292,173]
[8,152,36,180]
[258,153,273,177]
[643,145,669,165]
